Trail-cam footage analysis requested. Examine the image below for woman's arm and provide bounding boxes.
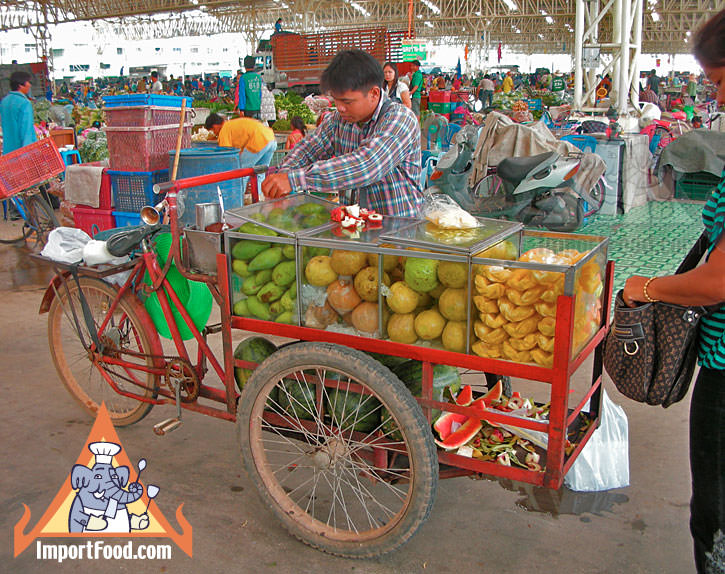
[400,87,412,108]
[623,234,725,307]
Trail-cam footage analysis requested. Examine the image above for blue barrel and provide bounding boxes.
[170,147,242,226]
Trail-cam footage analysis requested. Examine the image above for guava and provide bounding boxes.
[437,261,469,288]
[386,281,420,314]
[387,313,418,344]
[438,288,467,321]
[330,250,369,276]
[414,308,446,340]
[442,320,467,353]
[305,256,337,286]
[404,258,439,293]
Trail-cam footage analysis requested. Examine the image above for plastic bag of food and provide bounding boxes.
[422,192,478,229]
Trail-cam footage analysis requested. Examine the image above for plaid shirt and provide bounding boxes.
[279,95,423,217]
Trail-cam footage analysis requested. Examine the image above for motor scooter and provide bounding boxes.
[429,135,605,232]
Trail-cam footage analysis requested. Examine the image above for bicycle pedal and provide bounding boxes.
[153,418,182,436]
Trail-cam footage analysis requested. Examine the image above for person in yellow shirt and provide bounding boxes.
[502,72,514,93]
[205,113,277,199]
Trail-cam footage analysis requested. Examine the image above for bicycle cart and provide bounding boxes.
[34,166,613,558]
[0,138,63,246]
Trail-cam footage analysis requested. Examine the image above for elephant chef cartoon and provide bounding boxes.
[68,441,150,533]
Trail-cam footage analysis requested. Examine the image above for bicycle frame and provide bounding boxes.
[40,167,264,422]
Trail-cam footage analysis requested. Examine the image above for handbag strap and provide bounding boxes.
[675,231,709,275]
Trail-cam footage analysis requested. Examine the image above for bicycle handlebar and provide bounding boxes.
[153,165,267,195]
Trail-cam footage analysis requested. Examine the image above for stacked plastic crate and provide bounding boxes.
[70,163,116,236]
[102,94,193,227]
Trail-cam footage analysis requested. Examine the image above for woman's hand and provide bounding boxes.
[623,275,651,307]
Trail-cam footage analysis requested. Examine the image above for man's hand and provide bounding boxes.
[262,172,292,199]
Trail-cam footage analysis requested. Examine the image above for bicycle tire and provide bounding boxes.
[48,276,160,426]
[25,194,58,247]
[237,342,438,558]
[582,179,606,217]
[0,198,33,244]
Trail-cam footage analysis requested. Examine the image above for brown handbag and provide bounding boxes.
[603,232,710,408]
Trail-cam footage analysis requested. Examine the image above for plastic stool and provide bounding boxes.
[60,149,82,166]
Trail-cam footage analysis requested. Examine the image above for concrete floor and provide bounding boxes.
[0,231,696,574]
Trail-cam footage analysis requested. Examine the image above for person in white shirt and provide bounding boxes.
[383,62,411,108]
[150,71,163,94]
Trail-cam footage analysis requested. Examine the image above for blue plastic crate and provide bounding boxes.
[102,95,193,108]
[113,210,143,227]
[108,169,170,212]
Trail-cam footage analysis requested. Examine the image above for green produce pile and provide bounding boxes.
[72,106,104,131]
[78,130,109,163]
[192,99,235,114]
[271,118,291,132]
[32,98,52,124]
[274,92,315,125]
[230,202,332,324]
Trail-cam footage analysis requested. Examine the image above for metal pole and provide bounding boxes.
[574,0,585,110]
[629,0,643,110]
[618,0,633,116]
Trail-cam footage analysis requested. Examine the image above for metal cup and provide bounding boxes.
[195,202,221,231]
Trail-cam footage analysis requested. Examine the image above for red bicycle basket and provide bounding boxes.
[0,139,65,200]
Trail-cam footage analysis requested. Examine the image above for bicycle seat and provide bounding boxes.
[497,151,559,185]
[106,224,163,257]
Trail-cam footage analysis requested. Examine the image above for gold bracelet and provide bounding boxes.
[643,277,659,303]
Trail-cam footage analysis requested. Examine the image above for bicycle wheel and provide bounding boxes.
[237,342,438,558]
[0,198,33,244]
[25,194,58,247]
[48,276,160,426]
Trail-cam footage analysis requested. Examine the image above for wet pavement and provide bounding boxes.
[0,235,696,574]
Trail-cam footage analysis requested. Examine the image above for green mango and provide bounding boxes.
[231,240,271,261]
[232,259,252,278]
[295,202,328,216]
[276,311,295,324]
[285,282,297,300]
[272,260,297,287]
[250,213,267,222]
[282,244,296,260]
[280,291,296,312]
[248,246,283,272]
[232,299,250,317]
[269,299,284,316]
[302,213,329,228]
[257,281,284,304]
[237,222,278,237]
[246,296,272,321]
[241,270,272,296]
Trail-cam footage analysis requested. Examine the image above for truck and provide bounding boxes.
[254,27,409,93]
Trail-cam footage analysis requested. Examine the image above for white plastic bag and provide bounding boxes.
[422,192,478,229]
[82,240,129,267]
[565,390,630,492]
[41,227,91,264]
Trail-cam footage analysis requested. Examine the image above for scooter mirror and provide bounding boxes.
[473,100,483,113]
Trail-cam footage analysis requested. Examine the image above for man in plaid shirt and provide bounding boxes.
[262,50,423,217]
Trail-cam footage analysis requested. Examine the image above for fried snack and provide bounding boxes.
[484,313,508,329]
[534,301,557,318]
[503,315,539,338]
[557,249,582,264]
[532,268,563,285]
[481,326,508,344]
[473,295,499,314]
[481,282,507,299]
[536,333,555,353]
[481,265,513,283]
[472,341,503,358]
[502,340,532,363]
[474,274,490,293]
[540,277,565,303]
[508,286,544,306]
[506,268,537,291]
[473,320,491,340]
[538,316,556,337]
[519,248,556,263]
[499,298,536,323]
[578,261,603,294]
[531,347,554,367]
[509,333,538,351]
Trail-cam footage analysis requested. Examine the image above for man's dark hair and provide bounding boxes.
[244,56,256,70]
[10,71,31,91]
[205,112,225,130]
[151,71,158,79]
[693,8,725,68]
[321,49,384,94]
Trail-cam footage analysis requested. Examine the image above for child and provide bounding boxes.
[691,115,703,129]
[285,116,306,149]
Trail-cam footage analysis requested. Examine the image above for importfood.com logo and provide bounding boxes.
[14,403,192,562]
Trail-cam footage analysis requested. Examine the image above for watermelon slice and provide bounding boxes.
[433,411,468,440]
[469,397,488,413]
[434,417,483,450]
[482,380,503,406]
[455,384,473,406]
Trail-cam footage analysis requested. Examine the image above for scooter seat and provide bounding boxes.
[497,151,560,185]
